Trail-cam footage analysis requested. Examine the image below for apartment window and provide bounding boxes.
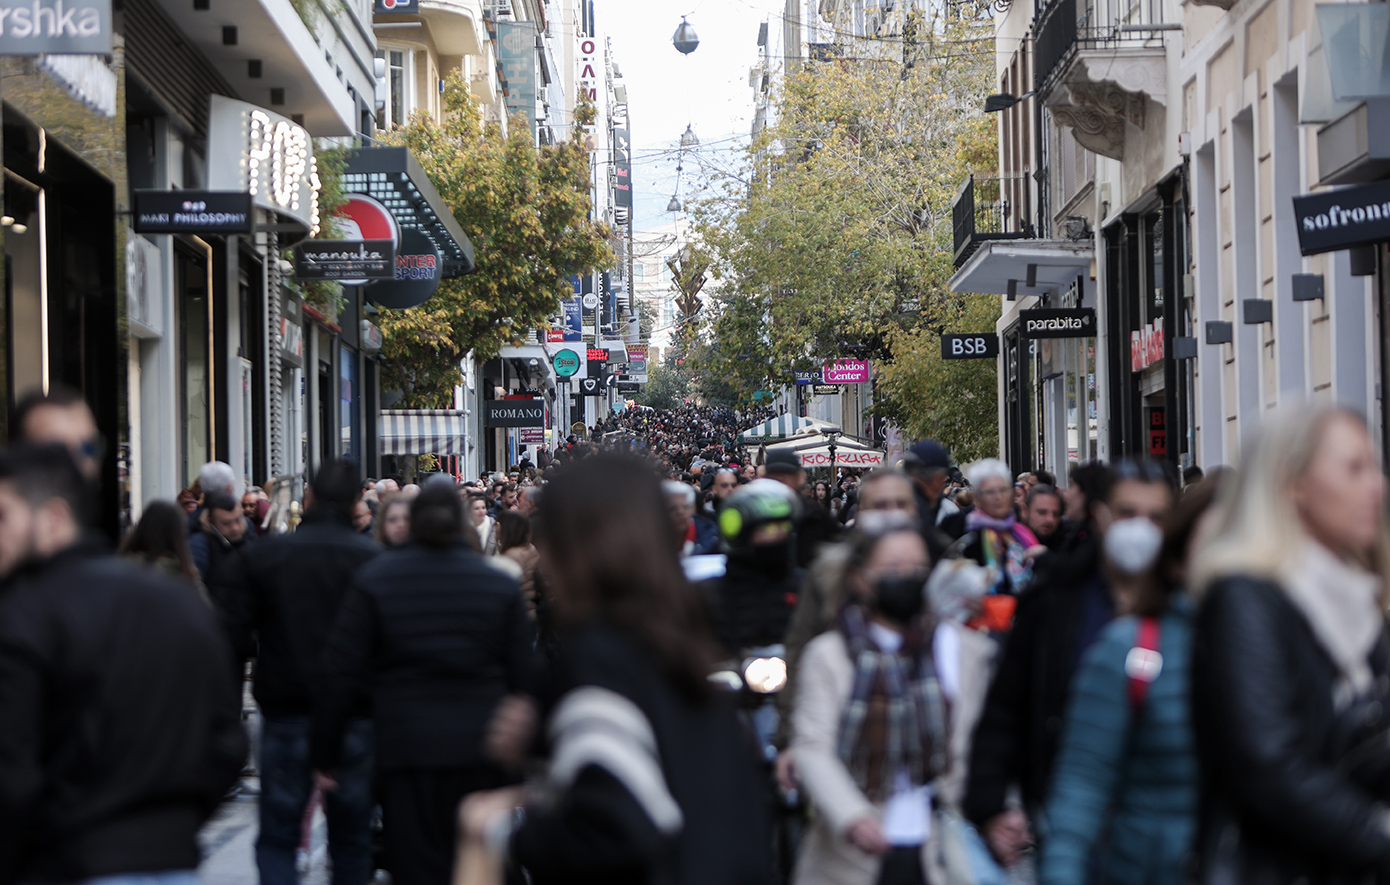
[376,47,414,129]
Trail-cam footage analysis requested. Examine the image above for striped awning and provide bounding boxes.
[739,415,841,441]
[380,410,469,456]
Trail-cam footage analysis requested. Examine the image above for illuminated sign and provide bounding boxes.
[587,348,609,362]
[207,95,321,239]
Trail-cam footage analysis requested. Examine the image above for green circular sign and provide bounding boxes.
[552,349,580,378]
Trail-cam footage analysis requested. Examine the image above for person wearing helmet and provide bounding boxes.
[706,479,804,655]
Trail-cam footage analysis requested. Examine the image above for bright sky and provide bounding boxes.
[600,0,781,233]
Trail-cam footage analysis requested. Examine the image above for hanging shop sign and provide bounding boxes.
[794,370,821,385]
[812,384,839,396]
[294,240,395,281]
[1292,179,1390,256]
[374,0,418,11]
[520,427,545,444]
[498,22,539,136]
[822,358,870,384]
[579,377,602,396]
[1149,408,1168,457]
[1019,308,1096,339]
[563,293,583,341]
[0,0,111,55]
[365,229,441,310]
[360,321,384,353]
[207,96,320,240]
[587,347,610,364]
[613,128,633,209]
[132,190,253,235]
[485,400,545,428]
[552,349,581,378]
[1130,319,1164,371]
[546,330,565,342]
[941,333,999,360]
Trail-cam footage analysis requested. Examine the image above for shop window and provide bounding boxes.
[340,344,360,466]
[177,244,213,486]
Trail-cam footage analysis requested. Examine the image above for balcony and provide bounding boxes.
[1033,0,1171,160]
[953,175,1031,270]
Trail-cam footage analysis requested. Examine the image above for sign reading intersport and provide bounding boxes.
[0,0,110,55]
[1019,308,1096,339]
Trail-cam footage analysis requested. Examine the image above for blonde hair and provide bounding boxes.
[1189,405,1390,604]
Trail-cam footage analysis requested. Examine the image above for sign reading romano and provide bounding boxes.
[133,191,253,235]
[485,401,545,428]
[0,0,111,55]
[1292,179,1390,256]
[294,240,395,281]
[1019,308,1096,339]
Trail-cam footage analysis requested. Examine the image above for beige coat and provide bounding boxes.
[791,631,932,885]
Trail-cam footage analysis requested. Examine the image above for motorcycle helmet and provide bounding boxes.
[719,479,799,569]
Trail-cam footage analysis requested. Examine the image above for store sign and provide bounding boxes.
[374,0,418,11]
[280,293,304,368]
[133,190,253,234]
[365,229,441,309]
[627,343,648,360]
[823,358,870,384]
[798,449,886,468]
[562,297,582,341]
[294,240,395,280]
[552,349,581,378]
[497,22,538,136]
[941,333,999,360]
[0,0,111,55]
[1149,408,1167,457]
[794,370,821,385]
[485,400,545,428]
[1019,308,1096,339]
[1130,319,1164,371]
[1292,179,1390,256]
[207,95,320,238]
[546,330,565,342]
[613,128,633,209]
[361,320,383,352]
[812,384,838,396]
[520,427,545,444]
[579,377,602,396]
[587,347,610,363]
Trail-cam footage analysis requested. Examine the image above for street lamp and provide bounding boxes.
[672,17,700,55]
[680,124,700,147]
[821,429,841,481]
[984,91,1034,113]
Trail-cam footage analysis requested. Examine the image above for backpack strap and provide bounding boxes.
[1125,617,1163,716]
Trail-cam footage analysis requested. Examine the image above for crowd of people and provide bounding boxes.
[3,387,1390,885]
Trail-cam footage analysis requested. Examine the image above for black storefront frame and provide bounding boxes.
[1103,174,1190,468]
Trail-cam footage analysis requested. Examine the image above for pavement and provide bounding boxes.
[197,778,331,885]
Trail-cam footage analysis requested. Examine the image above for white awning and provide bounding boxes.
[380,410,469,456]
[764,434,885,468]
[740,415,841,441]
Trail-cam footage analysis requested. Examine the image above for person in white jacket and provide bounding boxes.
[792,520,956,885]
[467,493,498,555]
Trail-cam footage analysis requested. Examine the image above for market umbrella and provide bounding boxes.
[763,434,886,469]
[739,414,841,442]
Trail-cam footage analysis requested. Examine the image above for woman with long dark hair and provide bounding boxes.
[120,499,202,591]
[460,454,774,885]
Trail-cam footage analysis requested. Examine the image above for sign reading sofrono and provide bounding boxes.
[207,95,320,240]
[1292,180,1390,256]
[0,0,111,55]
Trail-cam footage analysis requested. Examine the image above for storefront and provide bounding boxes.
[0,9,126,533]
[1101,175,1194,468]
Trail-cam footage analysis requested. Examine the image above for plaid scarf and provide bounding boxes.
[835,605,950,800]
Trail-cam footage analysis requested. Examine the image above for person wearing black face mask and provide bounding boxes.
[705,479,804,656]
[789,523,953,885]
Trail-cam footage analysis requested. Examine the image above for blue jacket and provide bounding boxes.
[1040,598,1197,885]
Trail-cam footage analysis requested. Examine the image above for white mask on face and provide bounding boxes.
[1104,517,1163,576]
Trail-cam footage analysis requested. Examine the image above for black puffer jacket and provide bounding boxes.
[1192,576,1390,885]
[211,508,381,718]
[312,541,538,772]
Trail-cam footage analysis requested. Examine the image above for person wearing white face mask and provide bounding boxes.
[1040,477,1223,885]
[964,459,1175,873]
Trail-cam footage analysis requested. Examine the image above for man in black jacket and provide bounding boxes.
[312,481,537,885]
[0,444,246,885]
[963,459,1173,867]
[213,460,380,885]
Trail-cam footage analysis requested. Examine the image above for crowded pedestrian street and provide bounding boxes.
[6,0,1390,884]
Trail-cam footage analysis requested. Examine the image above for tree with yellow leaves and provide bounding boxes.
[372,74,612,408]
[690,14,1001,457]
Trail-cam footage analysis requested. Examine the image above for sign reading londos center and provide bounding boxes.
[1019,308,1097,339]
[823,359,870,384]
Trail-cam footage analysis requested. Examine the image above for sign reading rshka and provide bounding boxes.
[0,0,111,55]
